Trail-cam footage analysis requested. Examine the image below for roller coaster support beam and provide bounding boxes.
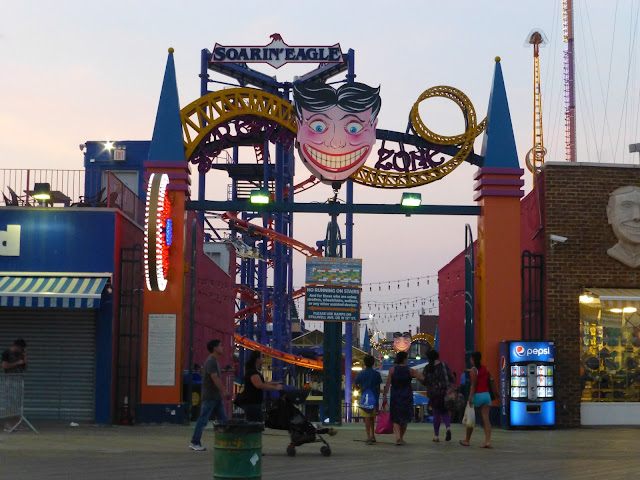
[186,200,481,217]
[271,140,291,384]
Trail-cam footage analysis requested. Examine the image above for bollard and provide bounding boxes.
[213,420,263,479]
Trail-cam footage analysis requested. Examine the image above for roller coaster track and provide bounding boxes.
[235,286,306,324]
[223,212,323,258]
[181,88,297,163]
[350,85,486,188]
[234,333,323,370]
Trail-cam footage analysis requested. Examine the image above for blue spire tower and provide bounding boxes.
[472,57,524,378]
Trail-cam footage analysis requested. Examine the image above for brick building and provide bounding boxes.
[439,161,640,427]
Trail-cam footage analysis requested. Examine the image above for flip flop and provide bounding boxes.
[480,444,493,449]
[459,440,470,447]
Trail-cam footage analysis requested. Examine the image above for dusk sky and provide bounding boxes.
[1,1,637,336]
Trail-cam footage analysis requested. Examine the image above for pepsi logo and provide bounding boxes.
[500,356,506,371]
[515,346,526,357]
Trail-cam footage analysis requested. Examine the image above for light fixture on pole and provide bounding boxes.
[401,192,422,207]
[33,183,51,203]
[250,188,270,205]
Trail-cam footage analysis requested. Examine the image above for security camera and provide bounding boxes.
[549,234,568,244]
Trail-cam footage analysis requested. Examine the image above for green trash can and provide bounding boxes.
[214,420,263,479]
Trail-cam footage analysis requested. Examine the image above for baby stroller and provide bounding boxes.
[265,389,336,457]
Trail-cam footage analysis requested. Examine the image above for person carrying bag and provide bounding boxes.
[459,351,493,448]
[354,354,383,444]
[422,349,455,442]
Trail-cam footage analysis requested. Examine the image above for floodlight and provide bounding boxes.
[33,183,51,201]
[401,192,422,207]
[250,188,270,205]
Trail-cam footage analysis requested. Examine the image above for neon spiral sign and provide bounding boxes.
[144,173,171,291]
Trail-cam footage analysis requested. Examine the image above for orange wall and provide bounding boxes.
[140,191,186,404]
[477,195,522,378]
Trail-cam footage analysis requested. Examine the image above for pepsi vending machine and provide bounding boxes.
[499,341,555,428]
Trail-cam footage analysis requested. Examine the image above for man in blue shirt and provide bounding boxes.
[354,354,383,445]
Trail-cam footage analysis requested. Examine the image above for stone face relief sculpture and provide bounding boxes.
[606,186,640,268]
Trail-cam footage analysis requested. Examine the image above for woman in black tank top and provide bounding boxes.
[242,351,284,422]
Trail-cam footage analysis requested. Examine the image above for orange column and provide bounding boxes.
[140,163,191,405]
[474,168,524,377]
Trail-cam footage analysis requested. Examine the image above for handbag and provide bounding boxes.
[375,401,393,434]
[487,371,499,401]
[462,403,476,428]
[441,363,457,410]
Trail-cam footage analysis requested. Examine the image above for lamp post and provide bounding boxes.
[322,186,343,425]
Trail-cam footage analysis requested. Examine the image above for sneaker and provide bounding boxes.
[445,429,452,442]
[189,443,206,451]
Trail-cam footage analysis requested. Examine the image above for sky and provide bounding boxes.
[2,1,639,338]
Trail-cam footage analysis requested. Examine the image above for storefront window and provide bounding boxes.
[580,293,640,402]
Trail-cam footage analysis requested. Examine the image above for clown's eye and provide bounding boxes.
[345,121,364,134]
[309,120,328,133]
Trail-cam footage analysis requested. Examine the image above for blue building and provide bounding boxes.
[0,141,147,425]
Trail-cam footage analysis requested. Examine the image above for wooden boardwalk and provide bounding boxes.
[1,422,638,479]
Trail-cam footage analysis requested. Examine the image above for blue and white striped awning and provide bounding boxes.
[0,275,109,308]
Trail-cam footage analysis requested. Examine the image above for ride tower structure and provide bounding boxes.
[196,45,354,384]
[525,29,548,183]
[563,0,576,162]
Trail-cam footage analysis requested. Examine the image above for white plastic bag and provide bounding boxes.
[462,403,476,428]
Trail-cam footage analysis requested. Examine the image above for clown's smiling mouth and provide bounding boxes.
[302,145,369,172]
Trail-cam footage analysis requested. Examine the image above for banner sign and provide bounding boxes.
[305,257,362,286]
[211,33,343,69]
[305,286,361,322]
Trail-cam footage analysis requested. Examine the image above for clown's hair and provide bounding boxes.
[293,82,381,124]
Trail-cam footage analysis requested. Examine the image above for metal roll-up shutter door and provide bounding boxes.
[0,308,97,422]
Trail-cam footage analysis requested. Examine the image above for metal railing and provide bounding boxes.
[0,374,38,433]
[0,169,144,226]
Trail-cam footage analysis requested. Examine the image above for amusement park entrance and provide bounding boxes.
[144,36,524,424]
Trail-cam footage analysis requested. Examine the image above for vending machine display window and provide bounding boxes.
[579,291,640,403]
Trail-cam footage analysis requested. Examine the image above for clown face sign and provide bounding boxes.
[393,332,412,352]
[293,82,381,185]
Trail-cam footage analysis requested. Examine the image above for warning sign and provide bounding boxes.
[304,286,361,322]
